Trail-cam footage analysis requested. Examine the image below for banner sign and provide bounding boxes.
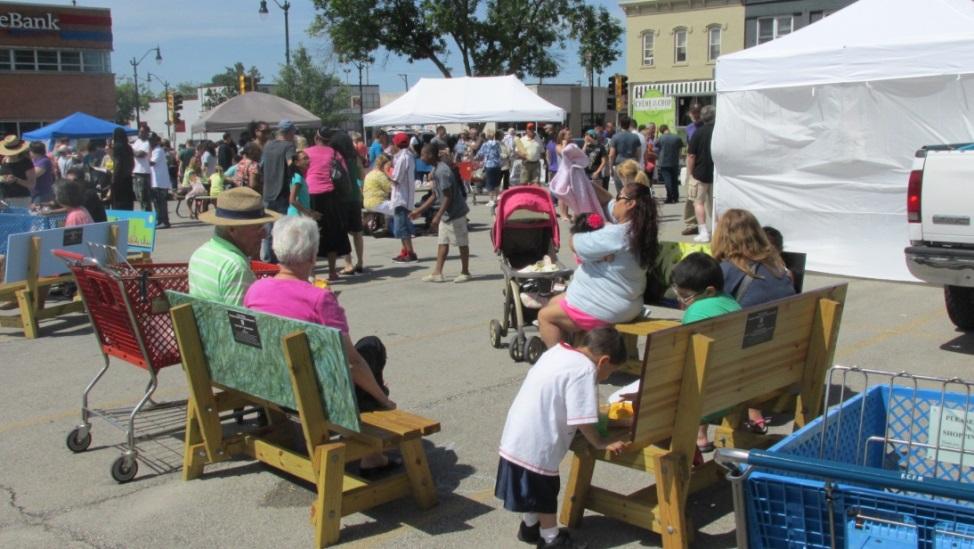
[632,88,676,130]
[105,209,156,253]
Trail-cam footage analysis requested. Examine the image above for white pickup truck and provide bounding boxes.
[905,144,974,329]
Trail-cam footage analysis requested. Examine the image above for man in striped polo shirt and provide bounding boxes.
[189,187,282,305]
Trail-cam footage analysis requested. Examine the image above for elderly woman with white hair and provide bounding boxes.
[244,216,400,475]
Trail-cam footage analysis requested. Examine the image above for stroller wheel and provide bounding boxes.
[509,333,526,362]
[489,319,503,349]
[526,337,546,365]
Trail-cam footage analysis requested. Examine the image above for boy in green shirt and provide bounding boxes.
[672,252,741,323]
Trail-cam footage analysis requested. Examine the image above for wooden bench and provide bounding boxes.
[168,293,440,548]
[0,222,126,338]
[561,283,847,548]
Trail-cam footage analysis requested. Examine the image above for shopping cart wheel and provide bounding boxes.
[509,334,526,362]
[526,337,546,365]
[110,456,138,483]
[489,319,503,348]
[65,427,91,453]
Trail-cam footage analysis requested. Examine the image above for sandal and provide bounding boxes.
[359,455,403,479]
[353,265,364,274]
[743,417,770,435]
[339,267,357,275]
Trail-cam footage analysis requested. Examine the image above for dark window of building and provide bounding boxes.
[14,49,35,71]
[60,50,81,72]
[810,10,832,23]
[83,50,107,73]
[674,28,688,63]
[37,50,58,72]
[757,16,793,44]
[0,49,10,71]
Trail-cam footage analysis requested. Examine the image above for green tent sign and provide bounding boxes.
[632,88,675,129]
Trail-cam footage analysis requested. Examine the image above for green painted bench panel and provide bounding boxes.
[167,292,360,432]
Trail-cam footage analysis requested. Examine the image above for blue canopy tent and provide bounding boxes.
[23,112,137,140]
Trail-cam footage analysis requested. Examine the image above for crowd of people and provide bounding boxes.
[0,103,791,548]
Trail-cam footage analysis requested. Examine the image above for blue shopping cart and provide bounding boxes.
[717,366,974,549]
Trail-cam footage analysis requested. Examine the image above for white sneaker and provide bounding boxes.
[693,233,711,243]
[453,273,472,283]
[486,200,496,208]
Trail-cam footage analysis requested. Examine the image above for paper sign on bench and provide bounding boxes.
[167,292,360,432]
[105,209,156,253]
[4,221,128,283]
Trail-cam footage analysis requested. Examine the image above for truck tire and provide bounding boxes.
[945,285,974,330]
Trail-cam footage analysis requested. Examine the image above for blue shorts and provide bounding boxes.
[393,206,415,239]
[494,457,560,514]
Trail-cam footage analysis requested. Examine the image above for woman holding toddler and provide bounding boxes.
[537,181,658,347]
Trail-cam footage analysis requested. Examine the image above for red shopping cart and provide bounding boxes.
[54,250,278,482]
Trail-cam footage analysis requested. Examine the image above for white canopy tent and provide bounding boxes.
[192,92,320,133]
[363,75,565,126]
[712,0,974,281]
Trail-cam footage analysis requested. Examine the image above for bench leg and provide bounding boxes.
[313,442,346,548]
[400,437,438,509]
[15,288,38,339]
[560,451,595,528]
[654,452,690,549]
[182,401,206,481]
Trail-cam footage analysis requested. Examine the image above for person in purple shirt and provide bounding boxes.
[544,124,559,183]
[29,141,55,203]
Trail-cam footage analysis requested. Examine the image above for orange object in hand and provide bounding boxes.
[608,401,634,421]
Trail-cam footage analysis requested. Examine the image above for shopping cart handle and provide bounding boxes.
[740,448,974,502]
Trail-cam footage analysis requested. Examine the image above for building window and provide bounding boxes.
[810,10,832,23]
[707,26,721,62]
[757,16,793,44]
[60,50,81,71]
[0,48,108,73]
[14,49,35,71]
[674,28,687,64]
[642,32,654,66]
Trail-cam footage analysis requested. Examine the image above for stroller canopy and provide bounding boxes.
[492,186,560,253]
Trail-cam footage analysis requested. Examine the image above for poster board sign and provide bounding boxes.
[4,221,128,283]
[632,88,676,130]
[105,209,156,253]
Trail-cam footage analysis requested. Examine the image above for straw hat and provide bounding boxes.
[197,187,282,226]
[0,135,29,156]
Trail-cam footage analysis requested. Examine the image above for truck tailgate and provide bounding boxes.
[921,149,974,245]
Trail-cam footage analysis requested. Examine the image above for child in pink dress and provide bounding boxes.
[56,180,94,226]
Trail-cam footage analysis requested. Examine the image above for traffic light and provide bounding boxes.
[238,73,246,94]
[607,75,617,111]
[172,93,184,122]
[618,75,629,112]
[166,92,175,124]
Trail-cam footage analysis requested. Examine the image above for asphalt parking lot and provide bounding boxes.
[1,194,969,549]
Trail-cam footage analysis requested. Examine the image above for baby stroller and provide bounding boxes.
[488,186,573,364]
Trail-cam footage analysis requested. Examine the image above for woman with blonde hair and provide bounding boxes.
[710,208,795,437]
[363,153,394,213]
[615,159,650,188]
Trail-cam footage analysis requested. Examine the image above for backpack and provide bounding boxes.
[329,149,354,201]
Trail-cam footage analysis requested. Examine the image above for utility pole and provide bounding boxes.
[358,63,365,137]
[397,73,408,91]
[585,51,594,131]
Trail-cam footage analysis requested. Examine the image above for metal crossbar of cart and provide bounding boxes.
[717,365,974,549]
[53,249,278,483]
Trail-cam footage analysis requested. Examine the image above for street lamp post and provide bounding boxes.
[130,46,162,127]
[259,0,291,66]
[357,62,365,137]
[146,73,171,142]
[585,51,594,131]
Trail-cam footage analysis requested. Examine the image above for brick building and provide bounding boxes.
[0,2,113,136]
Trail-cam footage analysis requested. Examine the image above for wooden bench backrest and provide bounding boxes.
[630,283,847,447]
[4,221,127,283]
[167,292,360,432]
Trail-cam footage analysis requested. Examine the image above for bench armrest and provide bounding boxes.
[615,319,680,336]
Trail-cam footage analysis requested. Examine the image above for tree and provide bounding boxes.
[310,0,618,80]
[202,63,263,110]
[275,46,349,128]
[573,5,623,77]
[114,77,152,125]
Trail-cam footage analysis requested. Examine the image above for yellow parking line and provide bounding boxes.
[835,307,943,361]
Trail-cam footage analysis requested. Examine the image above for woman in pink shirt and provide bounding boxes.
[56,180,94,226]
[244,216,400,476]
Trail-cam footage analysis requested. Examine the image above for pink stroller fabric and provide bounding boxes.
[492,186,560,253]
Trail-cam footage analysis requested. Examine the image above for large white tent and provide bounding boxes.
[192,92,320,133]
[712,0,974,281]
[364,75,565,126]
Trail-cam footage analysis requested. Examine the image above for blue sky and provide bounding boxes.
[18,0,627,93]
